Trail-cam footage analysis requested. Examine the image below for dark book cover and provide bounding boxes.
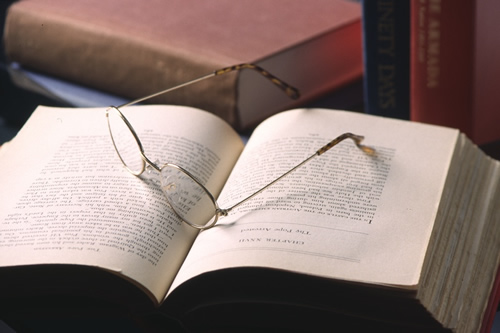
[362,0,410,120]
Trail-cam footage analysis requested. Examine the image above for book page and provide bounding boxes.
[170,108,460,292]
[0,105,243,303]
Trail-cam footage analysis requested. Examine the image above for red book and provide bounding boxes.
[4,0,362,130]
[410,0,500,145]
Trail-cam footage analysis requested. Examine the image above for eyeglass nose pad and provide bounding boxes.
[143,164,157,180]
[160,173,182,203]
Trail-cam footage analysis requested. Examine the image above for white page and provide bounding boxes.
[171,108,459,291]
[0,105,244,303]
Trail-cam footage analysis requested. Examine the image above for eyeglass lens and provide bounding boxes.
[107,108,145,174]
[160,165,217,229]
[108,107,218,228]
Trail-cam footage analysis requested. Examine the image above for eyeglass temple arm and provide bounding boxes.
[221,133,375,215]
[117,63,300,109]
[214,64,300,99]
[317,133,375,156]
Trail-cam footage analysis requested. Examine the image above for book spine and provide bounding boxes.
[362,0,410,119]
[410,0,475,137]
[470,0,500,145]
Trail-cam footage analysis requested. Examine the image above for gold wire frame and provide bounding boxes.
[106,63,375,230]
[117,63,300,109]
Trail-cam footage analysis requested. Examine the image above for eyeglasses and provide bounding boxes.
[106,63,375,230]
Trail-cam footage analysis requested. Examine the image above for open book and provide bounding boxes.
[0,105,498,332]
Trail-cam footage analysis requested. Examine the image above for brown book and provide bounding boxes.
[3,0,362,129]
[0,104,499,332]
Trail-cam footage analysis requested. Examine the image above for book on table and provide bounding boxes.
[3,0,363,130]
[0,104,498,332]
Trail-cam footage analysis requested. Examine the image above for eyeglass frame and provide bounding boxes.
[106,63,375,230]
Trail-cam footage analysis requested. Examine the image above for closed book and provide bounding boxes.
[362,0,410,119]
[3,0,363,130]
[410,0,500,145]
